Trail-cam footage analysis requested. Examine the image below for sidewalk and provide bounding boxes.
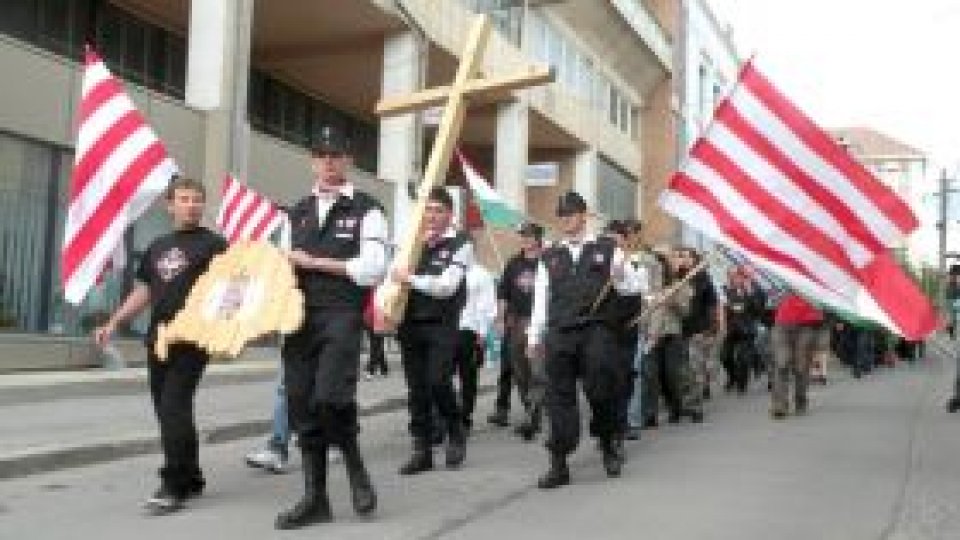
[0,353,497,480]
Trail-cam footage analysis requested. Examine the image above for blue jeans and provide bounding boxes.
[627,336,645,429]
[267,370,291,457]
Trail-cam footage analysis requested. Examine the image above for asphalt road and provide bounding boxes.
[3,338,959,540]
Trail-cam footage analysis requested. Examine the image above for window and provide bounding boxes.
[609,87,620,126]
[0,1,186,100]
[620,98,630,134]
[0,0,39,42]
[248,69,379,174]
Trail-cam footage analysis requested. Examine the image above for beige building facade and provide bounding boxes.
[0,0,673,369]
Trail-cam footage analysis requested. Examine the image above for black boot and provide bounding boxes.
[341,438,377,517]
[445,420,467,468]
[514,405,541,442]
[399,439,433,475]
[275,447,332,530]
[600,438,623,478]
[948,396,960,413]
[537,452,570,489]
[487,408,510,427]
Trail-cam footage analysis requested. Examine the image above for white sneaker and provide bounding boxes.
[244,448,288,474]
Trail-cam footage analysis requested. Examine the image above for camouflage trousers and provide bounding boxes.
[771,324,820,414]
[687,332,718,408]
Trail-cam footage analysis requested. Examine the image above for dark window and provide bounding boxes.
[0,1,186,99]
[0,0,39,41]
[247,70,378,173]
[38,0,71,54]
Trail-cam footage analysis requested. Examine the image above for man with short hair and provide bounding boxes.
[391,187,474,474]
[94,177,227,515]
[275,126,388,529]
[676,247,717,423]
[495,222,546,440]
[528,191,647,489]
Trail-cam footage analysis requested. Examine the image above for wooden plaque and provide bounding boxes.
[154,241,304,360]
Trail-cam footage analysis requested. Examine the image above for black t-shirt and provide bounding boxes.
[497,253,539,317]
[135,227,228,344]
[681,269,718,336]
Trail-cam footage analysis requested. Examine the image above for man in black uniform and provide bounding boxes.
[391,187,473,474]
[528,192,646,489]
[719,267,766,393]
[94,177,227,514]
[494,222,545,440]
[604,220,645,451]
[275,127,388,529]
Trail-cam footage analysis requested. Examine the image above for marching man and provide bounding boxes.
[275,126,387,529]
[528,191,647,489]
[94,177,227,514]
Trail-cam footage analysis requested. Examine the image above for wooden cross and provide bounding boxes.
[374,15,554,328]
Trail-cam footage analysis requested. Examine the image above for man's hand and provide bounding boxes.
[93,321,117,348]
[286,249,315,269]
[391,266,412,284]
[527,342,544,361]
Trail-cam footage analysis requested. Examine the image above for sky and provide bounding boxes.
[708,0,960,173]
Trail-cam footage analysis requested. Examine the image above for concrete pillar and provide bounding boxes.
[494,100,529,214]
[185,0,254,200]
[574,148,603,232]
[574,147,600,209]
[378,31,424,243]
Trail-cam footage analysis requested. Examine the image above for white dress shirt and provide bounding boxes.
[527,234,648,347]
[459,264,497,335]
[281,181,389,287]
[407,227,474,298]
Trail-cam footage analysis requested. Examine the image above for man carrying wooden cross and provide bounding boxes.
[390,187,474,474]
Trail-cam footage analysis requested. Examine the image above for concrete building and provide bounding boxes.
[830,127,933,268]
[0,0,671,369]
[673,0,740,247]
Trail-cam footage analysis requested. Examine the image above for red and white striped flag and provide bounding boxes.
[62,48,178,305]
[661,60,939,339]
[216,174,284,243]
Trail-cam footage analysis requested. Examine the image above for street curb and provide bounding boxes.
[0,368,280,407]
[0,384,494,481]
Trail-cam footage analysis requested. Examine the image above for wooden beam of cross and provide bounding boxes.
[374,15,554,329]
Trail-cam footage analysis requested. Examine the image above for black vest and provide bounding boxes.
[405,232,470,324]
[542,237,620,330]
[287,192,382,309]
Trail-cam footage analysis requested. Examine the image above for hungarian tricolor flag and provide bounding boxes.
[62,48,178,304]
[455,149,525,231]
[661,60,939,340]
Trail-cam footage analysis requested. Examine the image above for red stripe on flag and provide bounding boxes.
[858,252,941,340]
[218,183,249,234]
[249,207,279,241]
[62,144,167,281]
[78,78,123,126]
[71,110,143,199]
[740,63,917,234]
[691,139,857,276]
[229,194,265,243]
[715,100,886,255]
[669,172,826,288]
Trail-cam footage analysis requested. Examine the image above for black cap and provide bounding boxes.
[556,190,587,216]
[517,221,544,240]
[311,125,351,155]
[605,219,631,236]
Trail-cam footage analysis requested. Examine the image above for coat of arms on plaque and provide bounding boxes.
[154,241,304,360]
